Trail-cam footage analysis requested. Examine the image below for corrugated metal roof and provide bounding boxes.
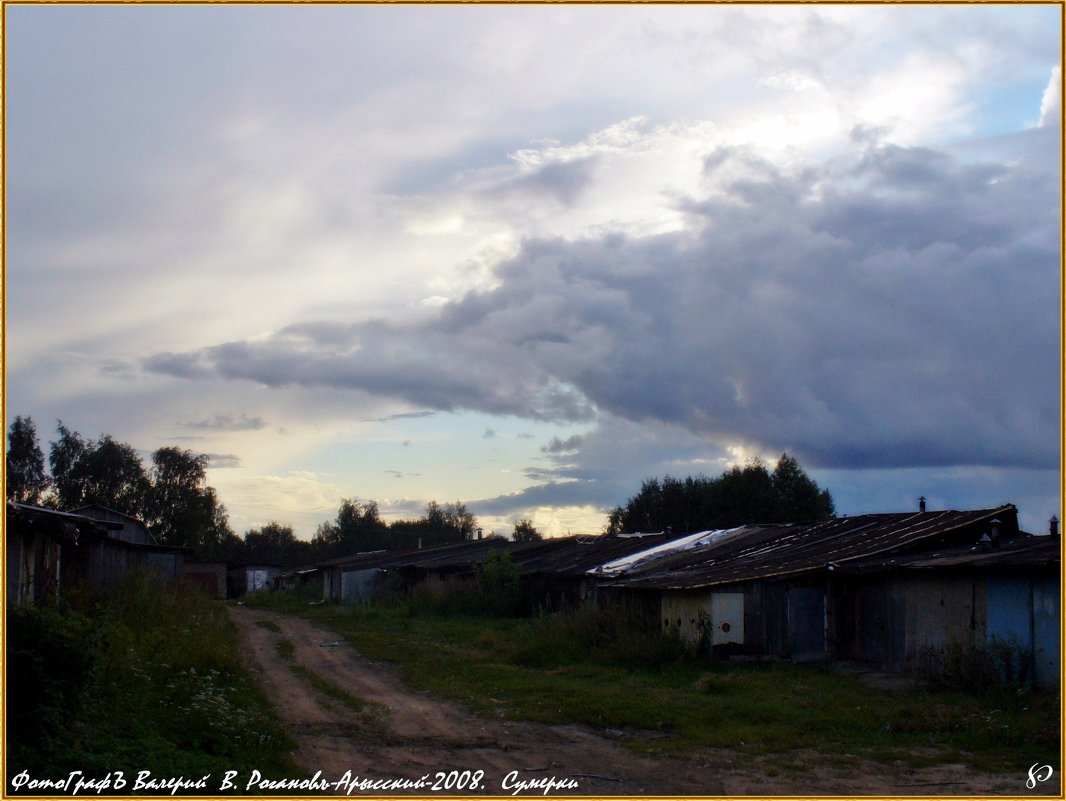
[844,533,1059,571]
[604,506,1020,590]
[320,537,520,572]
[509,532,684,577]
[589,528,748,577]
[318,531,685,577]
[7,502,193,554]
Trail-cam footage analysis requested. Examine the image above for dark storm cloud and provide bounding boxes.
[481,416,730,516]
[473,480,622,517]
[144,352,216,380]
[147,319,596,423]
[542,435,584,454]
[145,129,1059,473]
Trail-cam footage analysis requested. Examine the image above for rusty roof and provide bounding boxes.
[508,532,683,577]
[318,537,521,572]
[604,505,1020,590]
[843,532,1059,571]
[317,531,682,576]
[6,503,192,554]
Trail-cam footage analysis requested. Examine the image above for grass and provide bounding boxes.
[274,637,296,660]
[7,573,300,791]
[288,664,379,716]
[246,590,1060,773]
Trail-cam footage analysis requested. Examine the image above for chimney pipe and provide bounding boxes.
[919,496,926,513]
[1050,516,1059,538]
[989,518,1002,549]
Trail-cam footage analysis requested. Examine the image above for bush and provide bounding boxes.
[7,606,100,772]
[397,549,523,618]
[510,602,690,670]
[6,572,296,788]
[474,549,521,616]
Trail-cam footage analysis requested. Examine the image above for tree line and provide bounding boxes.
[8,415,831,569]
[6,415,495,567]
[9,416,237,559]
[606,453,834,534]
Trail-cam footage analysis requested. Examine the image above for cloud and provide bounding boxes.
[183,413,267,431]
[364,410,436,424]
[215,469,349,534]
[145,125,1058,477]
[480,415,735,514]
[144,352,216,380]
[474,481,617,517]
[1038,65,1061,128]
[11,6,1058,533]
[205,453,243,469]
[542,435,584,454]
[494,156,598,207]
[147,318,597,423]
[379,497,430,521]
[759,70,824,94]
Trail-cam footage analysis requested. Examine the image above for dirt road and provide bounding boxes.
[230,606,1055,796]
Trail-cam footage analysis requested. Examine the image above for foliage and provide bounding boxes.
[17,413,492,570]
[607,453,834,533]
[512,518,543,543]
[227,499,482,571]
[510,602,689,670]
[310,498,389,559]
[427,500,478,539]
[12,417,238,561]
[48,423,151,517]
[771,454,834,522]
[915,638,1033,691]
[240,521,311,567]
[146,447,235,556]
[474,549,521,615]
[7,606,99,767]
[6,572,297,787]
[310,499,480,563]
[390,500,478,549]
[6,415,51,504]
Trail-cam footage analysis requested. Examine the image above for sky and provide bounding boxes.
[6,4,1062,539]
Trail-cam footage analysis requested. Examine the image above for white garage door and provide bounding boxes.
[711,592,744,646]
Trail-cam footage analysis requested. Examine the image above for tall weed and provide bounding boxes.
[510,603,689,670]
[6,571,296,788]
[916,637,1032,691]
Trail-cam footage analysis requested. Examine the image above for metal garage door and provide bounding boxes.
[711,592,744,646]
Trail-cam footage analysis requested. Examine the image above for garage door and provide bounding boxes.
[711,592,744,646]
